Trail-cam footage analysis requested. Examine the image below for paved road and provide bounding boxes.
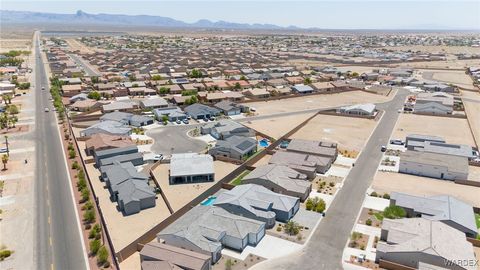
[34,32,88,270]
[147,125,207,155]
[252,89,409,270]
[69,53,101,77]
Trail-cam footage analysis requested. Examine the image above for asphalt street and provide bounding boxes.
[69,53,101,77]
[34,32,88,270]
[252,88,410,270]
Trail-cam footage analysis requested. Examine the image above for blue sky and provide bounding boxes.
[2,0,480,29]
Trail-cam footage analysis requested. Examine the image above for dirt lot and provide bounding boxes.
[461,90,480,147]
[290,114,377,152]
[392,113,476,146]
[246,91,391,116]
[119,250,140,270]
[418,69,475,90]
[0,39,32,53]
[372,171,480,207]
[395,59,480,70]
[65,38,96,54]
[151,161,238,211]
[85,163,172,251]
[468,166,480,182]
[244,112,316,140]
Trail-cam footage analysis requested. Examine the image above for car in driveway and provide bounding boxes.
[0,147,8,153]
[203,118,209,122]
[153,154,163,161]
[176,119,181,124]
[182,119,189,124]
[390,139,404,145]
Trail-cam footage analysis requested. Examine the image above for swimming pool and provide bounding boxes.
[201,196,217,206]
[259,139,269,147]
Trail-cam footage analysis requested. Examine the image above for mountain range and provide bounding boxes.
[0,10,300,30]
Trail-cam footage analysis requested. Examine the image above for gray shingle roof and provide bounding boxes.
[214,136,257,155]
[170,153,214,177]
[159,205,264,254]
[243,164,310,194]
[400,150,468,175]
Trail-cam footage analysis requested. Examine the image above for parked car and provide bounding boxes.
[0,148,8,153]
[390,139,404,145]
[175,119,181,124]
[381,145,387,152]
[44,107,49,112]
[203,118,209,122]
[209,117,215,121]
[15,93,21,97]
[182,119,189,124]
[153,154,163,161]
[41,86,45,90]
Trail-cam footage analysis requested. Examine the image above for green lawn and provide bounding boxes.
[230,170,251,186]
[475,213,480,229]
[374,212,384,221]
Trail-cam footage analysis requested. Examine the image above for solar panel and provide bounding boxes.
[237,140,254,151]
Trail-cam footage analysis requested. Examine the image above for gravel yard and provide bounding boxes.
[85,163,172,251]
[151,161,238,211]
[245,91,391,115]
[371,171,480,207]
[392,113,476,146]
[244,112,316,140]
[290,114,377,152]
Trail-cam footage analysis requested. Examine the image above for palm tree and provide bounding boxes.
[2,154,8,170]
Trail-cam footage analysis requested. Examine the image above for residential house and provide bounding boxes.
[201,120,254,140]
[291,84,314,94]
[213,100,244,116]
[93,145,139,166]
[242,164,312,201]
[390,192,478,238]
[140,242,211,270]
[405,134,446,150]
[213,184,300,228]
[336,103,376,116]
[209,136,257,160]
[153,107,187,122]
[184,104,220,120]
[243,88,270,99]
[311,82,334,92]
[139,98,169,109]
[158,205,265,263]
[169,153,214,185]
[102,100,136,113]
[287,139,338,161]
[100,111,154,127]
[61,84,83,97]
[80,121,132,137]
[269,151,332,178]
[399,150,469,181]
[376,218,476,270]
[85,133,135,156]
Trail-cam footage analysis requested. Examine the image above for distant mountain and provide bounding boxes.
[0,10,296,30]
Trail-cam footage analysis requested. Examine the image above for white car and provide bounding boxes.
[44,107,49,112]
[153,154,163,161]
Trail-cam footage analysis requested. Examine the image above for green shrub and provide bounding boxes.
[370,191,378,197]
[383,205,406,219]
[315,199,326,213]
[82,200,93,210]
[382,193,390,199]
[84,209,96,224]
[72,161,80,170]
[366,219,372,226]
[89,239,100,255]
[68,149,76,159]
[77,178,87,191]
[97,246,109,265]
[81,187,90,203]
[305,198,313,211]
[0,250,13,261]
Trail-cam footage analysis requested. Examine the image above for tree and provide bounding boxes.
[97,246,109,265]
[304,77,312,85]
[351,72,359,77]
[128,74,137,82]
[151,74,162,81]
[284,220,300,235]
[17,82,30,89]
[240,75,247,81]
[87,91,101,100]
[233,82,241,90]
[91,76,99,84]
[315,198,326,213]
[89,239,101,255]
[189,69,203,78]
[1,154,8,170]
[157,87,170,95]
[305,198,314,211]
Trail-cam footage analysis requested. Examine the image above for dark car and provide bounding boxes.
[381,145,387,152]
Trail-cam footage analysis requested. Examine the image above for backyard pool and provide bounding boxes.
[259,138,270,147]
[201,196,217,206]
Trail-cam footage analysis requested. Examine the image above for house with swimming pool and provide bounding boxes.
[213,184,300,228]
[208,136,257,160]
[157,205,266,263]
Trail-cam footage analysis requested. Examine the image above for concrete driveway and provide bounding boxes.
[146,125,207,155]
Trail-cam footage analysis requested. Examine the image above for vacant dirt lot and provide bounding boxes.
[0,39,31,53]
[85,163,171,251]
[372,171,480,207]
[244,112,316,139]
[392,113,476,146]
[246,91,391,116]
[151,161,238,211]
[290,114,377,152]
[461,90,480,147]
[418,69,475,90]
